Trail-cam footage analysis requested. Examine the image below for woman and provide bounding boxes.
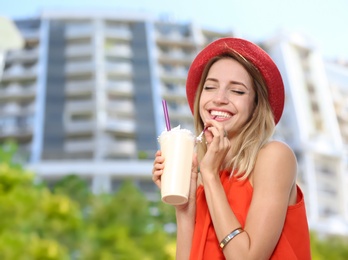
[152,38,311,259]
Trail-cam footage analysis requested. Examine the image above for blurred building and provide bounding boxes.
[263,32,348,235]
[0,10,347,235]
[0,10,232,196]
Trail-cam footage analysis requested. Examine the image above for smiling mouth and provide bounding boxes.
[210,110,233,119]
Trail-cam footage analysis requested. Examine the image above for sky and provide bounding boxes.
[1,0,348,60]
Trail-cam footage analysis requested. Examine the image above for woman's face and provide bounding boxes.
[199,58,256,136]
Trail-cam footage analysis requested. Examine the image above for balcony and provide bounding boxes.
[104,27,132,41]
[155,32,195,48]
[65,44,93,58]
[65,120,94,135]
[65,25,93,39]
[317,191,338,211]
[1,64,38,81]
[317,171,338,189]
[105,118,135,134]
[0,102,22,116]
[0,84,36,101]
[105,45,132,58]
[161,85,186,101]
[0,123,33,138]
[157,49,195,65]
[167,104,192,120]
[65,100,94,114]
[65,80,94,97]
[65,61,94,76]
[105,62,132,77]
[106,140,136,157]
[107,100,134,115]
[107,81,133,96]
[21,29,40,41]
[158,67,188,83]
[5,48,39,63]
[64,139,94,153]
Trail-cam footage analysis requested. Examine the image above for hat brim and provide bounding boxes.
[186,37,284,124]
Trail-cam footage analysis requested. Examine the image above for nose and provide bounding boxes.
[213,88,228,104]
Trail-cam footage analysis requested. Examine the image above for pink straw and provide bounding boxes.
[162,99,171,131]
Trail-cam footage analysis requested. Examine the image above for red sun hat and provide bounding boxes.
[186,37,285,124]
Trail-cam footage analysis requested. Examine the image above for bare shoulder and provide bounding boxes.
[259,140,296,161]
[252,140,297,187]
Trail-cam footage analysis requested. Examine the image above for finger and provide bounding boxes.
[152,160,165,179]
[205,128,230,154]
[152,168,163,187]
[191,153,198,176]
[152,153,165,175]
[204,126,218,144]
[205,126,223,144]
[153,154,165,166]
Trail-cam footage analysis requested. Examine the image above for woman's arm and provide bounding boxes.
[152,150,199,259]
[201,141,297,259]
[175,205,196,259]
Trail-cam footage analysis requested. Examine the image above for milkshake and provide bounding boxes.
[158,126,195,205]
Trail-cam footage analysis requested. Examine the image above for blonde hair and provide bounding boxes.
[193,51,275,179]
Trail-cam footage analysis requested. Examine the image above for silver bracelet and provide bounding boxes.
[219,227,244,249]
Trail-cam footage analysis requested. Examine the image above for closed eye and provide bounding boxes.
[232,90,245,95]
[203,85,217,90]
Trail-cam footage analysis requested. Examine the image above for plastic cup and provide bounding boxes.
[158,127,195,205]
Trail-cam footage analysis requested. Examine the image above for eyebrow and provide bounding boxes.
[205,78,249,90]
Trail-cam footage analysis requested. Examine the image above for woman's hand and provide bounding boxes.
[200,119,231,179]
[175,153,198,212]
[152,150,198,212]
[152,150,164,189]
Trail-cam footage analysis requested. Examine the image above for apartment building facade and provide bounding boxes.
[0,10,347,235]
[263,32,348,234]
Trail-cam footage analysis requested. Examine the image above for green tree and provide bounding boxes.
[0,141,176,259]
[310,231,348,260]
[79,180,173,259]
[0,141,72,259]
[4,141,348,259]
[53,174,91,209]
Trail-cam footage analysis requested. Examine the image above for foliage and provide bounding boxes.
[310,231,348,260]
[0,141,175,259]
[2,141,348,259]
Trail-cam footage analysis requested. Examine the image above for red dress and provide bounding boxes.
[189,170,311,260]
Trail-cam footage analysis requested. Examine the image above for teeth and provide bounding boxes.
[211,110,232,118]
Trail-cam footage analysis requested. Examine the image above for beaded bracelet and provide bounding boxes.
[219,227,244,249]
